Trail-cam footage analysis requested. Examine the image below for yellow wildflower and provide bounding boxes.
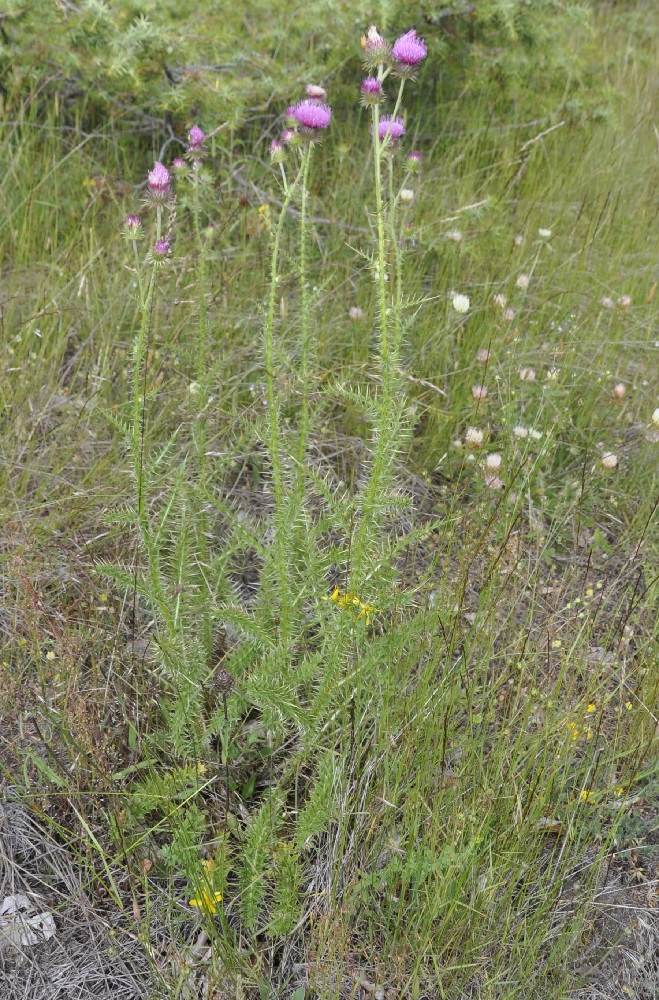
[587,704,596,713]
[189,888,223,915]
[323,586,379,625]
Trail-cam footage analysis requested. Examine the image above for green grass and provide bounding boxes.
[1,5,658,999]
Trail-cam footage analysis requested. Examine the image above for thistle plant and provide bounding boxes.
[349,25,428,592]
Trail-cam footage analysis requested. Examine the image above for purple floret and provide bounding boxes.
[147,161,170,197]
[377,116,405,141]
[392,29,427,67]
[292,100,332,130]
[187,125,205,151]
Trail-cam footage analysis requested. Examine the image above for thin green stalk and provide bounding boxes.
[351,78,406,589]
[296,146,313,488]
[264,157,305,641]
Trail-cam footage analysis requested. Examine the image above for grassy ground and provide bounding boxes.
[0,5,658,999]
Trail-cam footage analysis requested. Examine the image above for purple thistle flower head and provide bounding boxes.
[392,29,427,69]
[292,100,332,130]
[306,84,327,103]
[187,125,205,152]
[123,214,144,240]
[153,238,171,257]
[147,161,170,198]
[360,76,383,106]
[375,115,405,143]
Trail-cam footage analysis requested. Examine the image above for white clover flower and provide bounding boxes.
[529,429,543,440]
[188,381,200,396]
[513,234,524,246]
[519,367,536,382]
[446,230,463,242]
[465,426,484,449]
[538,228,552,238]
[399,188,414,203]
[485,453,502,472]
[452,293,470,314]
[516,274,530,290]
[475,348,490,364]
[513,425,529,439]
[601,296,615,309]
[471,384,488,400]
[612,383,626,400]
[493,293,507,310]
[546,367,560,382]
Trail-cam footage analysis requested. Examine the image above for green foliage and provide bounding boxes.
[1,0,600,129]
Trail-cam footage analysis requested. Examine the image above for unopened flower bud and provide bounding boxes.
[360,76,383,106]
[123,214,143,240]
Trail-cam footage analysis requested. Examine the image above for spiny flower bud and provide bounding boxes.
[407,150,422,173]
[123,214,144,240]
[360,76,383,107]
[269,139,286,164]
[361,25,390,69]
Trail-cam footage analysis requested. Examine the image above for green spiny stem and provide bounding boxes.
[351,79,406,589]
[296,145,313,490]
[264,156,305,641]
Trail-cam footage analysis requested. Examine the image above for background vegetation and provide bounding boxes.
[0,1,658,998]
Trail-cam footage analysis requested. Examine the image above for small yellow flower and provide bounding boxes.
[551,639,562,649]
[586,588,594,597]
[625,701,633,710]
[189,889,223,915]
[587,704,596,713]
[46,651,56,661]
[580,789,595,802]
[323,587,379,625]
